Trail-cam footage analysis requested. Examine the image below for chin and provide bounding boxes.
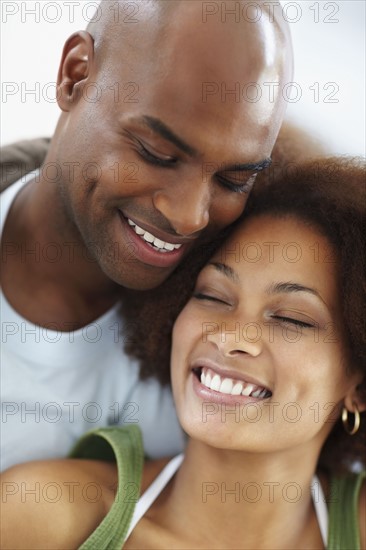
[178,409,237,446]
[119,271,173,291]
[186,425,245,451]
[100,258,174,291]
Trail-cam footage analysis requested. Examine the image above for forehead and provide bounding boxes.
[97,2,291,160]
[212,215,339,300]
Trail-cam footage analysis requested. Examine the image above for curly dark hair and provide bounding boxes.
[120,156,366,473]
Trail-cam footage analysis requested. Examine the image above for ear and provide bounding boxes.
[344,379,366,414]
[57,31,95,112]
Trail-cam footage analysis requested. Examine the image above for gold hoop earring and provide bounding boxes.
[342,404,360,435]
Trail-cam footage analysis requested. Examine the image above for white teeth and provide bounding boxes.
[205,371,212,387]
[143,231,155,243]
[200,370,206,385]
[242,384,255,396]
[231,382,243,395]
[198,367,269,399]
[210,374,221,391]
[219,378,233,394]
[153,238,165,248]
[126,217,182,252]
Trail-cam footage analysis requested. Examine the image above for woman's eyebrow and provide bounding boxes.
[205,268,331,310]
[207,262,240,284]
[266,281,321,299]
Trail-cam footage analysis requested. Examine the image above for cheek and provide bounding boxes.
[172,308,195,359]
[276,340,348,404]
[210,193,249,229]
[171,306,200,375]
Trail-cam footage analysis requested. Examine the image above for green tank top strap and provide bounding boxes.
[327,470,365,549]
[68,424,144,550]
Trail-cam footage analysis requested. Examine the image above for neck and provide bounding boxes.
[156,441,324,549]
[3,159,121,327]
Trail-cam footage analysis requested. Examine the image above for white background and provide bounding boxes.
[1,0,365,156]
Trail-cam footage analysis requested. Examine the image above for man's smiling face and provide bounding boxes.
[53,0,292,290]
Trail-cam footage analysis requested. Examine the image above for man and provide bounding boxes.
[1,0,292,470]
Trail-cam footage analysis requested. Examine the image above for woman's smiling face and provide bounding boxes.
[171,214,360,455]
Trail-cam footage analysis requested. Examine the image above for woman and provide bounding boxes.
[2,158,365,549]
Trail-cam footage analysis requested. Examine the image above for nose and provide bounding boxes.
[153,176,211,237]
[206,321,262,358]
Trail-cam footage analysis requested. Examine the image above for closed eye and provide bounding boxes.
[193,292,230,306]
[273,316,314,329]
[137,142,177,167]
[216,173,257,194]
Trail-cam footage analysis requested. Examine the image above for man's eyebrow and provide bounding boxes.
[266,282,322,300]
[223,158,272,173]
[141,115,271,172]
[142,115,197,157]
[207,262,240,284]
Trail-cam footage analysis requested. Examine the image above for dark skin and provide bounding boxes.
[1,214,366,550]
[0,0,292,330]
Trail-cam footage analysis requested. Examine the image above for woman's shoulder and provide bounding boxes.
[326,469,366,550]
[141,456,173,492]
[0,457,118,550]
[359,475,366,549]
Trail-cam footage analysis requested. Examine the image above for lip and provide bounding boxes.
[120,210,197,245]
[118,211,188,268]
[191,358,272,393]
[191,372,269,406]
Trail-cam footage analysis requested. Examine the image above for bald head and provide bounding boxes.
[84,0,292,146]
[88,0,292,82]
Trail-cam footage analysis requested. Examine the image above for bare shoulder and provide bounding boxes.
[0,458,117,550]
[360,478,366,550]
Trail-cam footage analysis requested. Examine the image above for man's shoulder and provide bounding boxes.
[0,137,50,192]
